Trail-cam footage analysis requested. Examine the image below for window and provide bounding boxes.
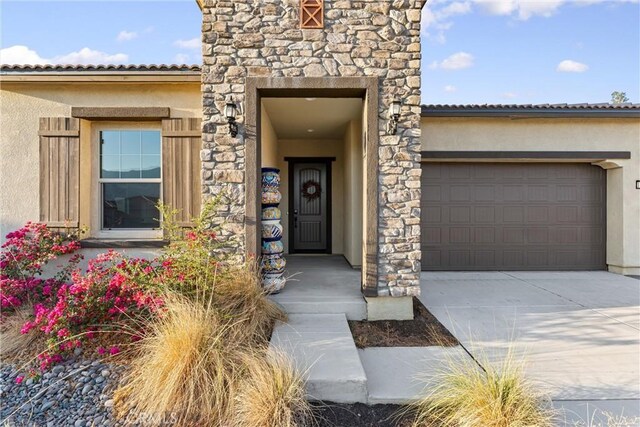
[99,130,161,234]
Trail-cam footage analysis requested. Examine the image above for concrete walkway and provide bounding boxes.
[419,271,640,425]
[268,256,473,405]
[270,313,367,403]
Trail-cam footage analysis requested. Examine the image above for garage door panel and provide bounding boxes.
[421,163,606,271]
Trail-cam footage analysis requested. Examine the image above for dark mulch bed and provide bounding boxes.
[311,402,415,427]
[348,297,459,348]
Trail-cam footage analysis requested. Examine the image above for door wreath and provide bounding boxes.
[301,180,322,201]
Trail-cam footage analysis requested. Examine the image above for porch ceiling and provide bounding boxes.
[262,97,362,139]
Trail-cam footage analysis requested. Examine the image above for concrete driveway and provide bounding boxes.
[419,271,640,425]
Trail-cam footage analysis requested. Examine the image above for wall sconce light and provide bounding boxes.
[387,97,402,135]
[225,96,238,137]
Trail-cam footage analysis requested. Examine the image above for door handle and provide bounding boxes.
[293,209,298,228]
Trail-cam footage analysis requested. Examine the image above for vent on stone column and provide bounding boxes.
[300,0,324,29]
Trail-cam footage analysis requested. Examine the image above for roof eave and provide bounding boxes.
[421,107,640,119]
[0,71,201,83]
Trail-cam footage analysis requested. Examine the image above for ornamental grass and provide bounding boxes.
[114,286,297,427]
[233,351,311,427]
[410,347,555,427]
[114,294,244,426]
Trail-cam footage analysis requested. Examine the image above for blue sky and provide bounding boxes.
[1,0,638,105]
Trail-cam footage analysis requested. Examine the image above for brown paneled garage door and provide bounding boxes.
[421,163,606,270]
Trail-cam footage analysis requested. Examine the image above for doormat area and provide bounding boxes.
[348,298,459,348]
[312,402,416,427]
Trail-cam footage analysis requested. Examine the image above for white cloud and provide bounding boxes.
[117,30,138,42]
[422,1,472,42]
[174,53,190,63]
[173,38,200,49]
[0,45,49,65]
[444,85,457,92]
[422,0,639,43]
[556,59,589,72]
[502,92,518,99]
[476,0,639,21]
[54,48,128,65]
[0,45,129,65]
[430,52,475,70]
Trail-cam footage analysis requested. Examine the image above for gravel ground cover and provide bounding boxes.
[0,358,124,427]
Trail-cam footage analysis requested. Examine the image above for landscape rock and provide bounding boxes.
[0,358,125,427]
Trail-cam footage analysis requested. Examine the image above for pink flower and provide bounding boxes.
[57,328,70,338]
[109,346,120,355]
[97,347,106,355]
[15,376,24,385]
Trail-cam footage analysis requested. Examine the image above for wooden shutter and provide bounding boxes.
[162,118,202,227]
[300,0,324,29]
[39,117,80,227]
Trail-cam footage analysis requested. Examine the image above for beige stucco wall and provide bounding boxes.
[343,119,363,267]
[260,104,278,168]
[421,117,640,275]
[0,82,201,241]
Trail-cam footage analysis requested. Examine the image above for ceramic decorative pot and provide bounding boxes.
[262,240,284,255]
[261,254,286,274]
[262,273,286,294]
[261,220,283,241]
[261,190,281,205]
[261,206,281,221]
[261,168,280,188]
[260,167,285,292]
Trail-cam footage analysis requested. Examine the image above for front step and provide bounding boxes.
[269,313,368,403]
[270,296,367,320]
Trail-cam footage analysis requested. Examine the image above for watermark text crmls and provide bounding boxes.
[123,411,179,426]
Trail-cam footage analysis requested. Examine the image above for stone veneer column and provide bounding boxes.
[201,0,423,297]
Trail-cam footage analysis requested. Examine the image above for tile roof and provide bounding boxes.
[421,103,640,118]
[423,103,640,110]
[2,65,637,117]
[0,64,202,72]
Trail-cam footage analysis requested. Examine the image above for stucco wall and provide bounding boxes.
[420,117,640,274]
[343,119,363,267]
[260,104,278,168]
[0,82,201,241]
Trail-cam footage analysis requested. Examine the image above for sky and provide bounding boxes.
[1,0,638,105]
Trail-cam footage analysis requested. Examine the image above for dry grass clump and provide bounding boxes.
[233,351,311,427]
[0,307,45,364]
[114,267,294,427]
[114,294,245,426]
[213,262,287,344]
[411,348,554,427]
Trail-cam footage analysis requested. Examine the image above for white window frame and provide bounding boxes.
[92,123,163,239]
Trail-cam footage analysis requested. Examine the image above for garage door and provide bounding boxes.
[421,163,606,270]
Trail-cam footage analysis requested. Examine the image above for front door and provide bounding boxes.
[291,161,330,253]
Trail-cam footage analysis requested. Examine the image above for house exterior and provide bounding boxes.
[1,0,639,319]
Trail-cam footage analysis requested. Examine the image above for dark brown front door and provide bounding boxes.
[290,161,331,253]
[421,163,607,270]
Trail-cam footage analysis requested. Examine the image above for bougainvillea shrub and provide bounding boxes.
[2,198,229,370]
[20,251,165,370]
[0,222,82,311]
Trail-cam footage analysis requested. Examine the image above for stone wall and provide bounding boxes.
[201,0,423,297]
